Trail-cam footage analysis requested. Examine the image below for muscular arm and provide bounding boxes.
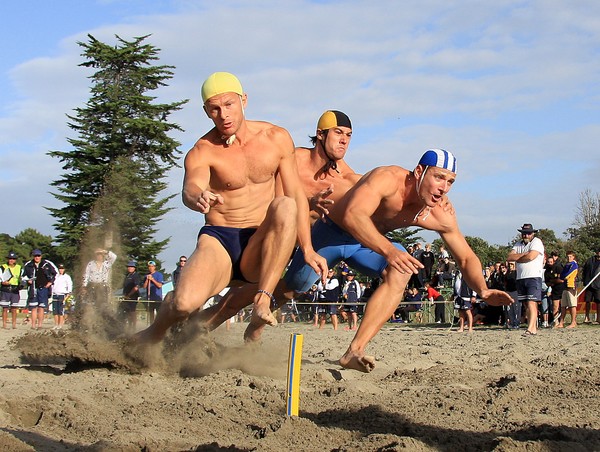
[276,131,328,278]
[182,142,222,213]
[340,168,422,274]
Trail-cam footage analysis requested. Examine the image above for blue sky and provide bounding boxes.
[1,0,599,269]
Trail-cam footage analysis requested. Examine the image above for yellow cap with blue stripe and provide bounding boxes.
[201,72,243,103]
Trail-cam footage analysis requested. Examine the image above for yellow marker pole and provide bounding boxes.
[286,333,303,416]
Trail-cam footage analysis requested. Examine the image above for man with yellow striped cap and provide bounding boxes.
[135,72,327,345]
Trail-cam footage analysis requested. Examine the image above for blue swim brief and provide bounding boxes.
[199,225,257,282]
[284,217,406,293]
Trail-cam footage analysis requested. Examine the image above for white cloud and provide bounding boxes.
[1,1,599,267]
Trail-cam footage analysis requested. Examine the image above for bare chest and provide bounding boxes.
[373,197,427,232]
[301,169,356,202]
[209,148,277,191]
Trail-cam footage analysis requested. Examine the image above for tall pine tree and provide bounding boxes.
[48,34,187,267]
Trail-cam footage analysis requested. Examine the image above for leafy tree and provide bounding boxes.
[386,228,424,247]
[432,236,510,269]
[48,34,187,268]
[566,189,600,262]
[0,229,57,265]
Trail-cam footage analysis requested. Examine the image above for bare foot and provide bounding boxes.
[456,329,464,333]
[251,302,277,327]
[339,350,376,373]
[555,324,564,329]
[132,325,164,346]
[243,321,265,343]
[566,324,577,329]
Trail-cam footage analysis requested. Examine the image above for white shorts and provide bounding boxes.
[561,288,577,308]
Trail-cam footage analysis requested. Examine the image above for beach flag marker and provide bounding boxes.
[286,333,303,416]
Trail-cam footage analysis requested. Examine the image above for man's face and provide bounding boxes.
[179,257,187,267]
[521,232,534,244]
[148,264,156,273]
[547,256,555,266]
[33,254,42,263]
[567,253,575,262]
[127,266,136,273]
[203,92,247,137]
[320,126,352,161]
[416,165,456,207]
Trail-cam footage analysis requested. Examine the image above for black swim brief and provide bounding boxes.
[198,225,258,282]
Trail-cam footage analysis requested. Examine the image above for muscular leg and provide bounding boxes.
[191,284,259,330]
[339,267,411,372]
[184,278,294,342]
[135,235,233,344]
[239,196,298,328]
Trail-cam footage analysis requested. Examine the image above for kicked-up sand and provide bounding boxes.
[0,317,599,451]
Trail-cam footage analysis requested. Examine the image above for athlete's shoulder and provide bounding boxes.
[429,196,458,231]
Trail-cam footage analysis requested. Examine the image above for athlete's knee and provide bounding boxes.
[382,266,412,288]
[170,292,202,319]
[269,196,297,225]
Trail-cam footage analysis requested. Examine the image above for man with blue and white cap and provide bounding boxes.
[328,149,513,372]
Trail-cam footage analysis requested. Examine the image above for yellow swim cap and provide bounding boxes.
[317,110,352,131]
[201,72,244,103]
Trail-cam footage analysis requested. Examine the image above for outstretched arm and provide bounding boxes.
[182,143,224,213]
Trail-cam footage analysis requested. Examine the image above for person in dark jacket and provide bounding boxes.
[22,249,58,330]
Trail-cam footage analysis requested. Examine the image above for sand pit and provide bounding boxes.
[1,319,599,451]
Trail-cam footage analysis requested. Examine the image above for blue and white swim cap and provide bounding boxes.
[418,149,457,173]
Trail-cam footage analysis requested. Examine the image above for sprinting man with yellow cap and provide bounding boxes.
[187,109,363,339]
[135,72,327,344]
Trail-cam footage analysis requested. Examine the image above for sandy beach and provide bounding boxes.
[1,315,599,451]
